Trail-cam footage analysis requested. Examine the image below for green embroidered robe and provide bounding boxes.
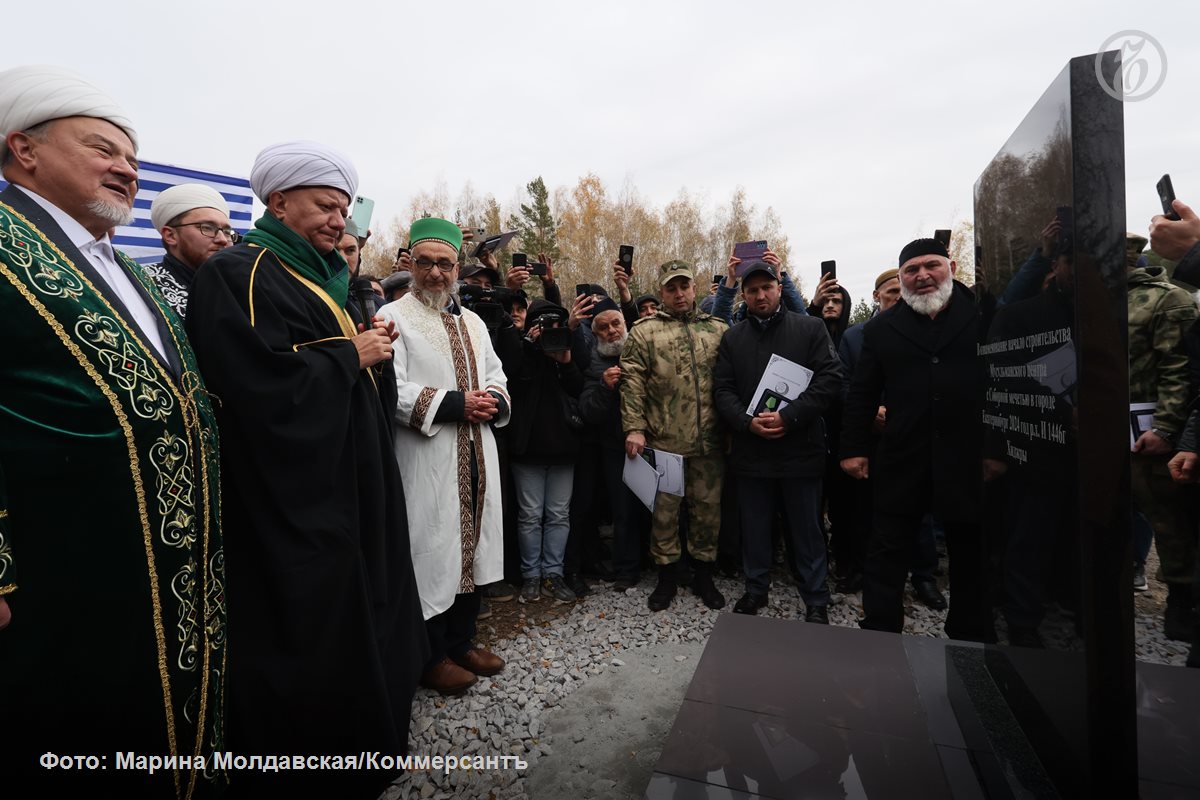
[0,185,226,799]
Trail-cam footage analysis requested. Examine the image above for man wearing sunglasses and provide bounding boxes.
[145,182,237,318]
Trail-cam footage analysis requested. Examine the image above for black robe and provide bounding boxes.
[185,241,427,797]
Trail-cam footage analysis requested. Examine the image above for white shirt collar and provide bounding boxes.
[12,184,114,254]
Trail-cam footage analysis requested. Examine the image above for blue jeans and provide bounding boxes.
[512,463,574,580]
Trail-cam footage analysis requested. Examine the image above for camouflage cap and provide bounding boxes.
[658,259,695,286]
[1126,231,1148,253]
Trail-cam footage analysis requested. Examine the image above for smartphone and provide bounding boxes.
[618,244,634,275]
[1055,205,1073,230]
[821,260,837,281]
[1158,174,1180,221]
[934,229,951,248]
[575,283,590,300]
[512,253,527,268]
[529,262,548,276]
[733,240,768,263]
[350,196,374,235]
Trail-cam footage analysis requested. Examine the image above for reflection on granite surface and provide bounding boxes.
[647,615,1199,799]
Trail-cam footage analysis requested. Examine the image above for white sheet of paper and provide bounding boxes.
[647,448,686,497]
[622,453,660,512]
[747,353,814,416]
[1130,402,1156,450]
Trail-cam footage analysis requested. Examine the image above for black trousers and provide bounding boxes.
[861,511,993,641]
[425,590,480,669]
[565,446,606,576]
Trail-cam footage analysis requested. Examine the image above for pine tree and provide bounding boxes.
[507,177,560,261]
[848,297,875,326]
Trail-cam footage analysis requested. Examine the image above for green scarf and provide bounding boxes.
[243,212,350,308]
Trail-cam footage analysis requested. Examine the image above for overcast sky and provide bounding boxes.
[8,0,1197,303]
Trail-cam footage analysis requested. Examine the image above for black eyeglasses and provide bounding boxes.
[413,257,458,273]
[170,221,241,243]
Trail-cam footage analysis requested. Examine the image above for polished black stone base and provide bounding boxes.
[645,615,1198,799]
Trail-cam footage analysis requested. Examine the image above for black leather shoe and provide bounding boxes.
[805,605,829,624]
[733,592,768,615]
[913,580,947,611]
[565,573,591,598]
[612,575,638,592]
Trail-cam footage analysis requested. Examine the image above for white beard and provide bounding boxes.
[414,286,455,311]
[595,335,627,358]
[901,278,953,317]
[86,199,134,227]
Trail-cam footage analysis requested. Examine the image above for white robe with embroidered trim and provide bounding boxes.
[379,293,510,620]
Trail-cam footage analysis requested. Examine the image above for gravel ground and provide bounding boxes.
[381,546,1192,800]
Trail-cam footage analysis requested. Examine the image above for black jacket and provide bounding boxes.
[840,281,984,522]
[579,346,624,450]
[507,299,585,464]
[713,308,842,477]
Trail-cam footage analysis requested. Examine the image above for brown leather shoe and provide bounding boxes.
[451,646,505,677]
[420,657,477,696]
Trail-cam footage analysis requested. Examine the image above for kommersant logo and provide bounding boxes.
[1096,30,1167,102]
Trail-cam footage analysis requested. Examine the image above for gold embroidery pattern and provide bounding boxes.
[75,311,175,421]
[0,522,11,585]
[0,219,85,299]
[205,549,226,651]
[442,315,479,592]
[150,434,197,549]
[0,258,182,792]
[0,204,228,798]
[171,560,200,672]
[460,325,488,539]
[411,387,437,431]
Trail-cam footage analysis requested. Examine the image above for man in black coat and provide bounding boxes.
[714,261,842,621]
[840,238,994,642]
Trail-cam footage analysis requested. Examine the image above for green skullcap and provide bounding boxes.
[409,217,462,251]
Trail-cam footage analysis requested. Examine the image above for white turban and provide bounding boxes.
[150,183,231,231]
[0,65,137,160]
[249,140,358,204]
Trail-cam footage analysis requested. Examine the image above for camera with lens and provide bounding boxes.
[529,312,571,354]
[459,283,514,331]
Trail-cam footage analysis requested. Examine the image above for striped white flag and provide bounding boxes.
[2,159,253,264]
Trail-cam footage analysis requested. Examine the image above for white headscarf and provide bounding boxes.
[150,183,230,231]
[249,140,358,204]
[0,65,137,160]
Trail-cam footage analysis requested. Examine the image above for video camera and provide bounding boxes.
[459,283,516,331]
[529,312,571,354]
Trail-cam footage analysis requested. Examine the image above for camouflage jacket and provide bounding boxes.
[620,306,728,457]
[1128,266,1199,437]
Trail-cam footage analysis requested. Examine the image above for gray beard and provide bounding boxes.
[414,286,455,312]
[86,199,134,227]
[595,336,627,358]
[901,279,953,317]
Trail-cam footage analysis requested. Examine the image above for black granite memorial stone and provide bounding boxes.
[973,50,1135,796]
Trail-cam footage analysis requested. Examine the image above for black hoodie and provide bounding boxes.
[807,286,853,349]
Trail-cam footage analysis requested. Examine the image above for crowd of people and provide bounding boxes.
[2,64,1199,797]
